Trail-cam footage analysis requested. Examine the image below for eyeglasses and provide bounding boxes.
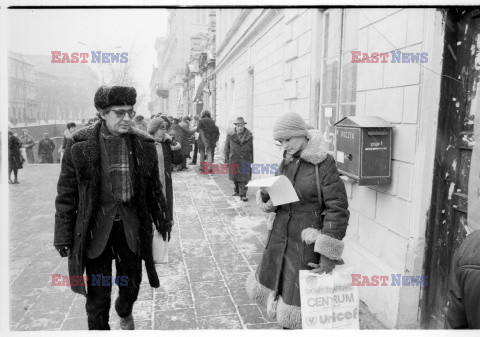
[110,109,136,119]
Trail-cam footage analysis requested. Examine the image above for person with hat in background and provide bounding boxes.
[54,85,172,330]
[147,117,183,229]
[38,132,55,163]
[19,128,35,163]
[224,117,253,201]
[59,122,77,163]
[178,116,195,170]
[132,115,148,132]
[246,112,349,329]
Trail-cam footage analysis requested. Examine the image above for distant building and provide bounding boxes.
[8,51,98,124]
[28,55,98,122]
[8,51,37,125]
[150,8,212,118]
[183,10,217,119]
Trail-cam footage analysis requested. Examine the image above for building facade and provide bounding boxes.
[8,51,37,125]
[215,7,480,329]
[8,52,98,125]
[151,8,212,118]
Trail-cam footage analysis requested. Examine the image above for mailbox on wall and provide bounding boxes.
[334,116,392,185]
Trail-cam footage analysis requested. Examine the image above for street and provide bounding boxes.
[9,160,384,330]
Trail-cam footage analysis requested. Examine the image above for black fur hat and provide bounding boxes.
[94,85,137,110]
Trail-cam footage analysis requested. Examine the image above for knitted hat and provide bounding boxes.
[273,112,309,140]
[94,85,137,110]
[147,117,166,135]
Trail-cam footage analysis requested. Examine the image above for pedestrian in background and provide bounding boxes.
[197,110,219,173]
[8,130,23,184]
[224,117,253,201]
[133,115,148,132]
[446,229,480,328]
[190,115,200,165]
[38,132,55,163]
[60,122,77,162]
[54,85,172,330]
[178,116,195,170]
[148,117,183,228]
[19,129,35,164]
[246,112,349,329]
[168,118,186,171]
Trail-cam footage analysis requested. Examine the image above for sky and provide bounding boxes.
[8,8,169,115]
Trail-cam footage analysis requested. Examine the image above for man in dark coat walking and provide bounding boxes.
[38,132,55,163]
[197,110,219,173]
[224,117,253,201]
[54,85,172,330]
[446,229,480,328]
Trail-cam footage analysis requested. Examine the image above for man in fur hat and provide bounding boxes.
[54,85,172,330]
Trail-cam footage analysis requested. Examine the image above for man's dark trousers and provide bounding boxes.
[85,220,142,330]
[191,140,198,164]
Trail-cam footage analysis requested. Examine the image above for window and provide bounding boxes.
[318,9,359,151]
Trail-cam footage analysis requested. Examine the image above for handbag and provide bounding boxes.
[152,230,169,264]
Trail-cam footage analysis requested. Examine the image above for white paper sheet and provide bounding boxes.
[246,175,299,206]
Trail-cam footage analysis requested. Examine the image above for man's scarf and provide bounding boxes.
[101,123,133,202]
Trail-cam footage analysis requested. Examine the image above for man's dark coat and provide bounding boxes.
[54,122,168,295]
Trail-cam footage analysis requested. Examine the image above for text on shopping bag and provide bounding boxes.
[299,270,359,329]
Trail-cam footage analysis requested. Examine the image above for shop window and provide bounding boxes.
[318,8,358,152]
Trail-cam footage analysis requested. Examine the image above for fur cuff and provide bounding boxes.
[277,296,302,329]
[313,234,344,261]
[245,271,302,329]
[256,189,276,213]
[266,212,276,230]
[301,227,321,245]
[246,270,272,307]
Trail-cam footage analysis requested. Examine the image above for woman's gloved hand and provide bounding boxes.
[259,187,270,202]
[308,255,343,274]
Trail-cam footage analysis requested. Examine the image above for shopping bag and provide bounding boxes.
[299,266,359,329]
[152,231,169,264]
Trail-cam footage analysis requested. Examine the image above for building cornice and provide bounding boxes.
[213,8,282,76]
[216,9,252,56]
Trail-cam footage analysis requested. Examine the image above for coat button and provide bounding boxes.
[77,232,82,237]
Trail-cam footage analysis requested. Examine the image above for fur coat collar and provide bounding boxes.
[300,130,329,165]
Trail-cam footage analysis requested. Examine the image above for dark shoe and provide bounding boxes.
[240,195,248,202]
[120,314,134,330]
[8,178,13,184]
[13,179,19,184]
[233,192,239,196]
[190,162,197,165]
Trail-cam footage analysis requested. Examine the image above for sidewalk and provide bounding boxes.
[9,161,385,330]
